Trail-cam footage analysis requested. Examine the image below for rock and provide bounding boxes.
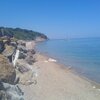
[2,45,16,62]
[25,50,36,65]
[2,45,16,57]
[16,60,30,73]
[10,41,17,48]
[16,69,37,85]
[3,37,11,45]
[0,54,16,84]
[17,40,26,46]
[28,49,36,55]
[18,52,27,59]
[48,58,57,62]
[26,41,35,50]
[0,41,5,53]
[0,36,11,45]
[17,65,29,73]
[15,60,37,85]
[12,50,20,67]
[0,82,24,100]
[16,64,30,73]
[17,45,27,53]
[25,55,35,65]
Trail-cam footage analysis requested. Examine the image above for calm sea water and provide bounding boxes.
[36,38,100,83]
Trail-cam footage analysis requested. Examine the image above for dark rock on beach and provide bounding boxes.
[0,82,24,100]
[18,52,27,59]
[10,41,17,48]
[16,60,30,73]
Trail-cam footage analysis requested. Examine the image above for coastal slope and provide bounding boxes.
[0,27,48,41]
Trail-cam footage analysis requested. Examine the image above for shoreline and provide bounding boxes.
[36,51,100,88]
[20,51,100,100]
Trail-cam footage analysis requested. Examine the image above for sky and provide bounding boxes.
[0,0,100,39]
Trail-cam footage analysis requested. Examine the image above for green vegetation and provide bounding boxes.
[0,27,48,40]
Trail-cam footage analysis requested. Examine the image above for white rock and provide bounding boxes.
[12,49,20,67]
[48,58,57,62]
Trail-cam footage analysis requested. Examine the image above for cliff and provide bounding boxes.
[0,27,48,41]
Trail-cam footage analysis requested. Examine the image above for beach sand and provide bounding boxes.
[20,53,100,100]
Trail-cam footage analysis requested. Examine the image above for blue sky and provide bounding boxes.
[0,0,100,39]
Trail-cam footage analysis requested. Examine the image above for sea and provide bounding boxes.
[36,38,100,83]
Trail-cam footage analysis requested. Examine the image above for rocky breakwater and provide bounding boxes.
[0,37,37,100]
[14,40,37,85]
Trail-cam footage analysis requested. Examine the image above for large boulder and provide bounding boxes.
[10,41,17,48]
[0,82,24,100]
[17,40,26,46]
[2,45,16,57]
[0,54,16,84]
[15,59,37,85]
[17,45,27,53]
[25,54,35,65]
[25,57,35,65]
[16,60,30,73]
[28,49,36,55]
[25,49,36,65]
[18,51,27,59]
[2,37,11,45]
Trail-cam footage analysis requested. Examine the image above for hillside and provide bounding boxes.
[0,27,48,40]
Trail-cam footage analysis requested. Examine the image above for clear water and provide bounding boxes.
[36,38,100,83]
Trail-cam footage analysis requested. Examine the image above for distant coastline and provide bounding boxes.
[0,27,48,40]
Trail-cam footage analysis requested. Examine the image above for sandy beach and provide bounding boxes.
[19,53,100,100]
